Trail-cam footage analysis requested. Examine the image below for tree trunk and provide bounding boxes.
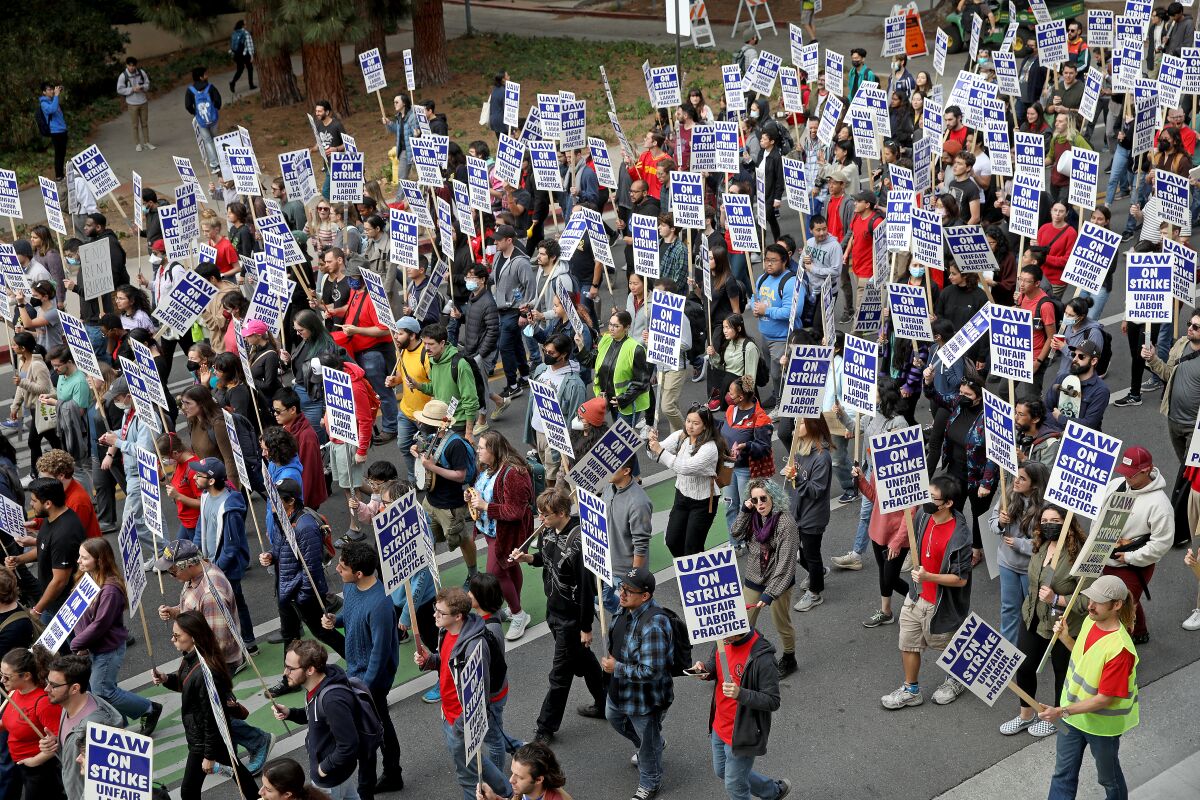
[355,0,388,59]
[413,0,449,87]
[301,40,350,117]
[248,7,301,109]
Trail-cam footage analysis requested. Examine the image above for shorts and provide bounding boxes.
[802,3,815,22]
[535,431,562,483]
[330,441,368,490]
[898,597,954,653]
[423,497,474,550]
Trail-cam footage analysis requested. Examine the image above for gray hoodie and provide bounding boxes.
[58,694,124,800]
[492,249,535,311]
[988,501,1035,575]
[604,479,654,576]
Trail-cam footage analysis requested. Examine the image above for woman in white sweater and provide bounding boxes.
[649,405,729,557]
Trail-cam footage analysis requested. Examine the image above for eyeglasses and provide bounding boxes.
[688,402,713,416]
[45,680,68,690]
[433,607,453,618]
[317,207,331,213]
[273,408,287,415]
[283,664,303,673]
[618,586,647,596]
[170,633,184,641]
[1188,323,1200,331]
[0,674,12,683]
[750,495,771,504]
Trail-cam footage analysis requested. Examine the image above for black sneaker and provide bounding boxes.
[777,779,793,799]
[776,652,798,678]
[518,375,531,388]
[265,678,299,698]
[500,384,524,399]
[576,703,605,719]
[837,489,859,504]
[533,731,555,744]
[140,701,163,735]
[245,643,260,657]
[1113,394,1142,407]
[374,771,404,793]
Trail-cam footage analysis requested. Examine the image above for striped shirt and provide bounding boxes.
[1138,196,1193,244]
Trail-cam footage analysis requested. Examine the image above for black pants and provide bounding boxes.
[536,620,608,735]
[765,205,781,242]
[926,406,952,478]
[93,453,126,530]
[9,760,64,800]
[279,594,346,655]
[369,683,403,779]
[230,579,255,643]
[872,541,909,600]
[967,490,993,551]
[1125,322,1162,396]
[665,490,718,557]
[50,131,68,181]
[1014,615,1069,709]
[797,528,826,594]
[413,597,438,653]
[181,751,257,800]
[231,54,255,90]
[27,425,61,477]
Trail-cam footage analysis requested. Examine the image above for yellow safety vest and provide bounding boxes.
[1060,618,1139,737]
[594,335,650,414]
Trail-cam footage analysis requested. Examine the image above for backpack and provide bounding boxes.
[480,625,508,692]
[683,296,708,363]
[740,337,771,388]
[767,120,794,157]
[301,508,336,563]
[1032,294,1064,333]
[734,45,753,76]
[1095,326,1114,376]
[437,431,479,487]
[651,606,692,677]
[231,28,248,56]
[189,84,219,128]
[225,411,262,485]
[525,455,546,500]
[34,104,51,137]
[798,272,820,328]
[316,677,385,757]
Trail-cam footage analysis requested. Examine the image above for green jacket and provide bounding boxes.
[416,343,480,425]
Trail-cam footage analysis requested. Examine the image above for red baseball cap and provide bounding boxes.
[1115,446,1153,478]
[150,239,165,253]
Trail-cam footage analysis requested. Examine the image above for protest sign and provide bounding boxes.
[1158,54,1186,110]
[1088,9,1114,48]
[37,574,100,654]
[220,409,251,490]
[451,179,477,238]
[933,27,948,76]
[1009,171,1042,239]
[171,156,207,203]
[869,424,930,513]
[855,283,884,336]
[648,290,686,369]
[670,171,705,230]
[983,390,1019,479]
[913,135,935,194]
[849,106,879,161]
[434,196,455,263]
[278,149,317,204]
[0,244,28,295]
[577,488,612,586]
[674,545,750,643]
[129,338,167,410]
[778,345,833,419]
[1126,252,1173,323]
[78,238,115,301]
[224,146,260,196]
[38,176,66,237]
[374,491,429,594]
[402,47,415,90]
[745,50,782,98]
[816,95,843,148]
[1014,131,1046,188]
[1155,170,1190,228]
[155,203,181,255]
[991,50,1019,96]
[389,207,419,271]
[530,379,574,458]
[937,613,1026,706]
[118,356,161,436]
[322,366,359,447]
[84,723,154,800]
[527,141,563,193]
[588,137,617,190]
[630,213,660,278]
[910,206,943,269]
[1062,222,1121,294]
[1070,492,1137,577]
[465,156,491,214]
[411,134,448,187]
[0,495,24,547]
[779,67,804,115]
[1037,20,1068,66]
[1068,148,1100,210]
[782,156,810,215]
[723,194,759,252]
[197,660,237,769]
[358,268,397,333]
[329,152,364,204]
[1165,237,1197,306]
[397,180,433,228]
[887,282,933,340]
[825,50,845,97]
[60,311,102,380]
[71,145,120,198]
[937,306,990,368]
[989,305,1034,383]
[567,418,642,495]
[358,47,386,93]
[152,269,219,334]
[135,446,164,545]
[841,335,878,417]
[722,64,746,113]
[921,93,943,142]
[1079,68,1104,125]
[0,170,20,220]
[642,62,681,108]
[1046,420,1122,519]
[460,642,489,764]
[559,99,588,152]
[945,225,999,273]
[503,80,520,129]
[883,14,906,56]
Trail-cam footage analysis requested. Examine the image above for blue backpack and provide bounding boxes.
[437,431,479,486]
[231,29,248,56]
[190,84,218,128]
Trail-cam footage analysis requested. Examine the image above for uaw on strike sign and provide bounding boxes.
[674,544,749,644]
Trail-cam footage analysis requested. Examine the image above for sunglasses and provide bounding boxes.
[750,495,771,504]
[1188,323,1200,331]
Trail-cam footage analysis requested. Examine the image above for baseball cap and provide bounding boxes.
[494,224,517,241]
[578,397,607,427]
[1082,575,1130,604]
[241,319,268,337]
[1072,340,1100,359]
[1114,446,1153,478]
[619,565,656,595]
[275,478,303,502]
[853,190,876,206]
[103,377,129,403]
[153,538,202,571]
[396,316,422,333]
[189,457,228,483]
[150,239,166,253]
[12,240,32,258]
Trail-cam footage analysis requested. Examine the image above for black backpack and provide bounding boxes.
[1096,326,1114,376]
[316,677,385,757]
[479,625,508,692]
[683,296,708,363]
[1033,294,1064,333]
[740,338,771,388]
[34,104,51,137]
[651,606,693,677]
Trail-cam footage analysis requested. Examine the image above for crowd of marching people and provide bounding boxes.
[9,8,1200,800]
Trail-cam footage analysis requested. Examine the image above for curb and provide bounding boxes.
[444,0,865,28]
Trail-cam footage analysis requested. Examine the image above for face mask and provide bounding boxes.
[1063,314,1078,327]
[750,110,760,119]
[1158,139,1171,152]
[115,400,132,411]
[543,352,560,366]
[960,393,980,407]
[909,266,925,278]
[523,324,536,337]
[1039,522,1063,541]
[161,458,175,469]
[66,256,79,266]
[891,61,901,71]
[922,501,942,515]
[725,393,737,407]
[465,280,479,292]
[142,205,150,215]
[186,360,200,373]
[149,254,163,267]
[570,417,586,431]
[347,278,362,290]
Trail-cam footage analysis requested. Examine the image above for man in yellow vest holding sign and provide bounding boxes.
[1040,575,1139,800]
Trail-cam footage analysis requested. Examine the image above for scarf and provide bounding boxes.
[751,510,779,575]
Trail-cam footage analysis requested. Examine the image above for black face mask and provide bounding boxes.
[186,361,200,373]
[1040,522,1063,541]
[1158,139,1171,152]
[922,501,942,515]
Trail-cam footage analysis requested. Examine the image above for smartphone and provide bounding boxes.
[683,666,709,678]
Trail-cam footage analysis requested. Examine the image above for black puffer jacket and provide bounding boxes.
[165,649,231,759]
[458,287,500,363]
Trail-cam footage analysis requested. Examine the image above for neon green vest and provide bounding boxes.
[1060,618,1139,736]
[594,335,650,414]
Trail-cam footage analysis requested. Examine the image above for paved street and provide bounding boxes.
[5,2,1200,798]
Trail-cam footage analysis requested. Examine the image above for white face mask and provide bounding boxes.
[149,254,163,266]
[570,417,586,431]
[115,400,132,411]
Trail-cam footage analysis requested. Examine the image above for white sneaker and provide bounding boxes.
[1028,720,1057,737]
[881,685,923,709]
[505,610,531,641]
[831,551,862,570]
[932,677,966,705]
[144,143,157,150]
[999,715,1037,735]
[1183,608,1200,631]
[793,590,823,612]
[135,144,142,152]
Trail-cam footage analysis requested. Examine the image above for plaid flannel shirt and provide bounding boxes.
[180,565,242,666]
[608,599,674,716]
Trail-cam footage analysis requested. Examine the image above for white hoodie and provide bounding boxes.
[1102,470,1174,568]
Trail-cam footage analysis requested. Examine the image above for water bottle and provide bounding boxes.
[212,763,236,778]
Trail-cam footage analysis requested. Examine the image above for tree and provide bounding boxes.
[273,0,365,116]
[247,4,302,108]
[355,0,389,59]
[412,0,449,87]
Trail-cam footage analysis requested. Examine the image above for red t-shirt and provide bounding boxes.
[171,455,202,528]
[946,126,968,150]
[1018,289,1056,358]
[213,237,239,276]
[1083,625,1135,698]
[439,630,462,724]
[919,516,957,604]
[827,196,847,242]
[713,633,758,745]
[1,687,60,761]
[849,213,879,278]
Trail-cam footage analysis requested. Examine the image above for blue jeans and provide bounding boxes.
[606,699,664,792]
[294,384,329,446]
[396,413,417,485]
[1048,722,1127,800]
[356,348,398,433]
[497,311,529,387]
[852,491,872,555]
[1103,148,1133,206]
[441,718,511,800]
[91,643,152,721]
[196,122,220,170]
[998,565,1029,646]
[231,717,268,756]
[485,692,523,772]
[710,730,782,800]
[1076,288,1112,321]
[721,466,752,532]
[320,768,359,800]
